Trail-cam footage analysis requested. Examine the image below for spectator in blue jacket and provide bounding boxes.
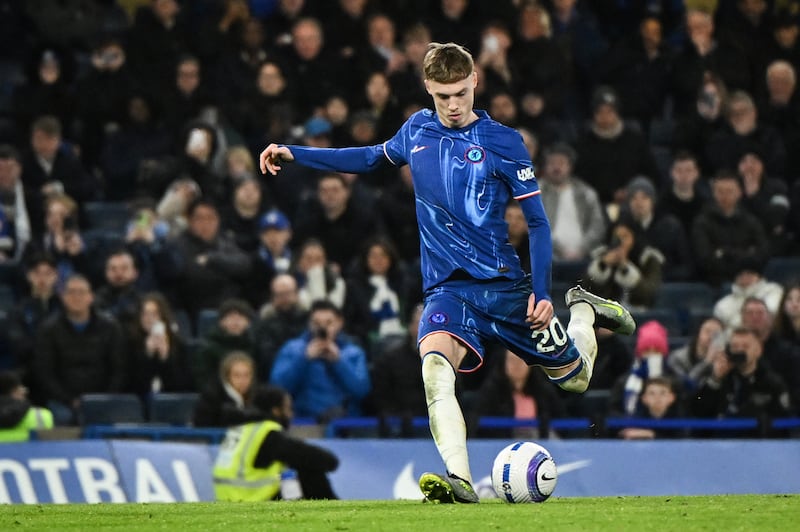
[269,299,370,422]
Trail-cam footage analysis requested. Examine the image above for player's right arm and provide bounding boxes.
[260,115,413,176]
[260,143,295,175]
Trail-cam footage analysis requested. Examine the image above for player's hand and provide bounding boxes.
[259,143,294,175]
[526,294,553,331]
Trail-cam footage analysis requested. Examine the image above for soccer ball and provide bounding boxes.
[491,441,557,503]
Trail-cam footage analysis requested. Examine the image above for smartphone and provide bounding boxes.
[187,129,207,152]
[151,321,166,337]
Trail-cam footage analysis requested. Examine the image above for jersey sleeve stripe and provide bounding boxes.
[513,190,541,200]
[382,142,397,166]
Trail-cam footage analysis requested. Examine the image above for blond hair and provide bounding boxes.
[423,42,474,83]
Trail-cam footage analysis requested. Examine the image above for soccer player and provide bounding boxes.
[260,42,636,503]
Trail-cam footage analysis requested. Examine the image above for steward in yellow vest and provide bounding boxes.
[0,371,54,442]
[213,385,339,501]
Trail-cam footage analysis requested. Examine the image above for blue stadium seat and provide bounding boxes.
[79,394,144,425]
[763,257,800,285]
[654,282,717,335]
[552,260,589,284]
[82,201,131,233]
[631,308,683,336]
[148,393,200,426]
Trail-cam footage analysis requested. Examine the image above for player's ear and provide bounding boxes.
[472,71,477,88]
[424,79,431,94]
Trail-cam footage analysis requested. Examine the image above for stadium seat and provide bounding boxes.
[196,309,219,338]
[763,257,800,285]
[552,260,589,284]
[82,201,131,233]
[148,393,200,426]
[654,282,717,335]
[79,394,145,425]
[631,308,683,337]
[648,118,675,146]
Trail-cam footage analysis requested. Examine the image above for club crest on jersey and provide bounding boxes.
[516,167,535,181]
[465,146,485,163]
[429,312,449,325]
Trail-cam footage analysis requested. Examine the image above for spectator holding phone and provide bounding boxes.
[269,300,370,422]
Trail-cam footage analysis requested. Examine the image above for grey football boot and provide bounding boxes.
[565,285,636,335]
[419,472,479,503]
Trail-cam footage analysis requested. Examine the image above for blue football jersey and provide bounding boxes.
[287,109,550,297]
[383,109,541,291]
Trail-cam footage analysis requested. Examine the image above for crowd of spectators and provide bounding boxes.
[0,0,799,438]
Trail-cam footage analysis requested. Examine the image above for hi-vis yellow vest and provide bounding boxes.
[0,407,54,443]
[213,420,284,501]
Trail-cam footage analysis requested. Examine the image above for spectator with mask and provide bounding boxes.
[213,385,339,501]
[538,142,606,263]
[691,170,769,287]
[614,320,673,417]
[693,327,792,437]
[623,175,694,281]
[269,300,370,422]
[33,274,127,425]
[193,350,262,428]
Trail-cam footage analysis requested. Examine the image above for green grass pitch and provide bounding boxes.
[3,495,798,531]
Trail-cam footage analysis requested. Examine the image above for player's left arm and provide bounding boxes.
[493,130,553,328]
[519,193,554,329]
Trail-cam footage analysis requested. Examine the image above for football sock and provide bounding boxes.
[557,302,598,393]
[421,351,472,483]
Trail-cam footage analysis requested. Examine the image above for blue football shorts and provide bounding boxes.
[417,276,580,372]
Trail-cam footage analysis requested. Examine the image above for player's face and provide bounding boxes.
[425,73,478,129]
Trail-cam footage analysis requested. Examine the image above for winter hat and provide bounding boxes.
[218,298,255,321]
[591,85,620,114]
[634,320,669,357]
[627,175,657,201]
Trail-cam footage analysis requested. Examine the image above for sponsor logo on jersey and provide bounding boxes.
[411,145,428,154]
[516,167,535,181]
[429,312,448,325]
[465,146,485,163]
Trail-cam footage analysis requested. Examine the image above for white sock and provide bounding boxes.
[421,352,471,483]
[562,302,598,392]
